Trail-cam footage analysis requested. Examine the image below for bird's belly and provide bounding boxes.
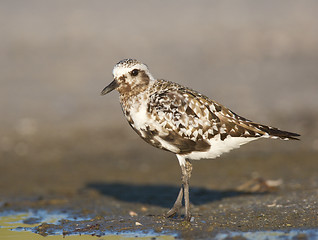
[184,136,257,160]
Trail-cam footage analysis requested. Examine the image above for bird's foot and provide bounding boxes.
[166,206,193,222]
[165,204,182,218]
[184,211,192,222]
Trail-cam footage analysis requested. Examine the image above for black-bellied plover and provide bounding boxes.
[101,59,300,221]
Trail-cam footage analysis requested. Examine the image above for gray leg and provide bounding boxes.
[166,155,193,221]
[183,159,193,221]
[166,186,183,218]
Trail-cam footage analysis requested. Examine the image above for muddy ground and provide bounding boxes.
[0,126,317,239]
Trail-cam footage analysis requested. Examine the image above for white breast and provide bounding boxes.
[129,98,149,131]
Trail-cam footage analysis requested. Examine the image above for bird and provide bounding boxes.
[101,58,300,221]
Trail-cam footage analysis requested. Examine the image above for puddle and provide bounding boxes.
[1,210,317,239]
[0,211,175,239]
[215,229,318,240]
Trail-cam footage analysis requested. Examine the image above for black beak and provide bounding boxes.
[101,79,118,95]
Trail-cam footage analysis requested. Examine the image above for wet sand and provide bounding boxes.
[0,127,317,238]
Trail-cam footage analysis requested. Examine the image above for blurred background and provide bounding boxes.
[0,0,317,168]
[1,3,318,235]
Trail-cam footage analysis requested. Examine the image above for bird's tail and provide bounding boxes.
[249,123,300,140]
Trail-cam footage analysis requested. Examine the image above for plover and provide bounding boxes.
[101,59,300,221]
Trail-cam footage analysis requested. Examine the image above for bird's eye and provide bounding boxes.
[131,69,139,76]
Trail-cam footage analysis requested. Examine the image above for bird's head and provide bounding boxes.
[101,59,154,96]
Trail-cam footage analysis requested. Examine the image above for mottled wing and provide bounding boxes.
[178,89,266,141]
[147,87,217,154]
[212,102,300,140]
[147,81,299,155]
[196,94,300,141]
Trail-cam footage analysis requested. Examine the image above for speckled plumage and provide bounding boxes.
[101,58,300,221]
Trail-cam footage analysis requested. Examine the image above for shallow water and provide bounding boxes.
[1,211,317,240]
[215,229,318,240]
[0,211,176,239]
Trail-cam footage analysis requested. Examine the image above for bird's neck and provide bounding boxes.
[119,80,154,113]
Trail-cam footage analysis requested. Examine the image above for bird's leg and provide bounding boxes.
[166,155,186,218]
[183,159,193,221]
[166,155,193,220]
[166,186,183,218]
